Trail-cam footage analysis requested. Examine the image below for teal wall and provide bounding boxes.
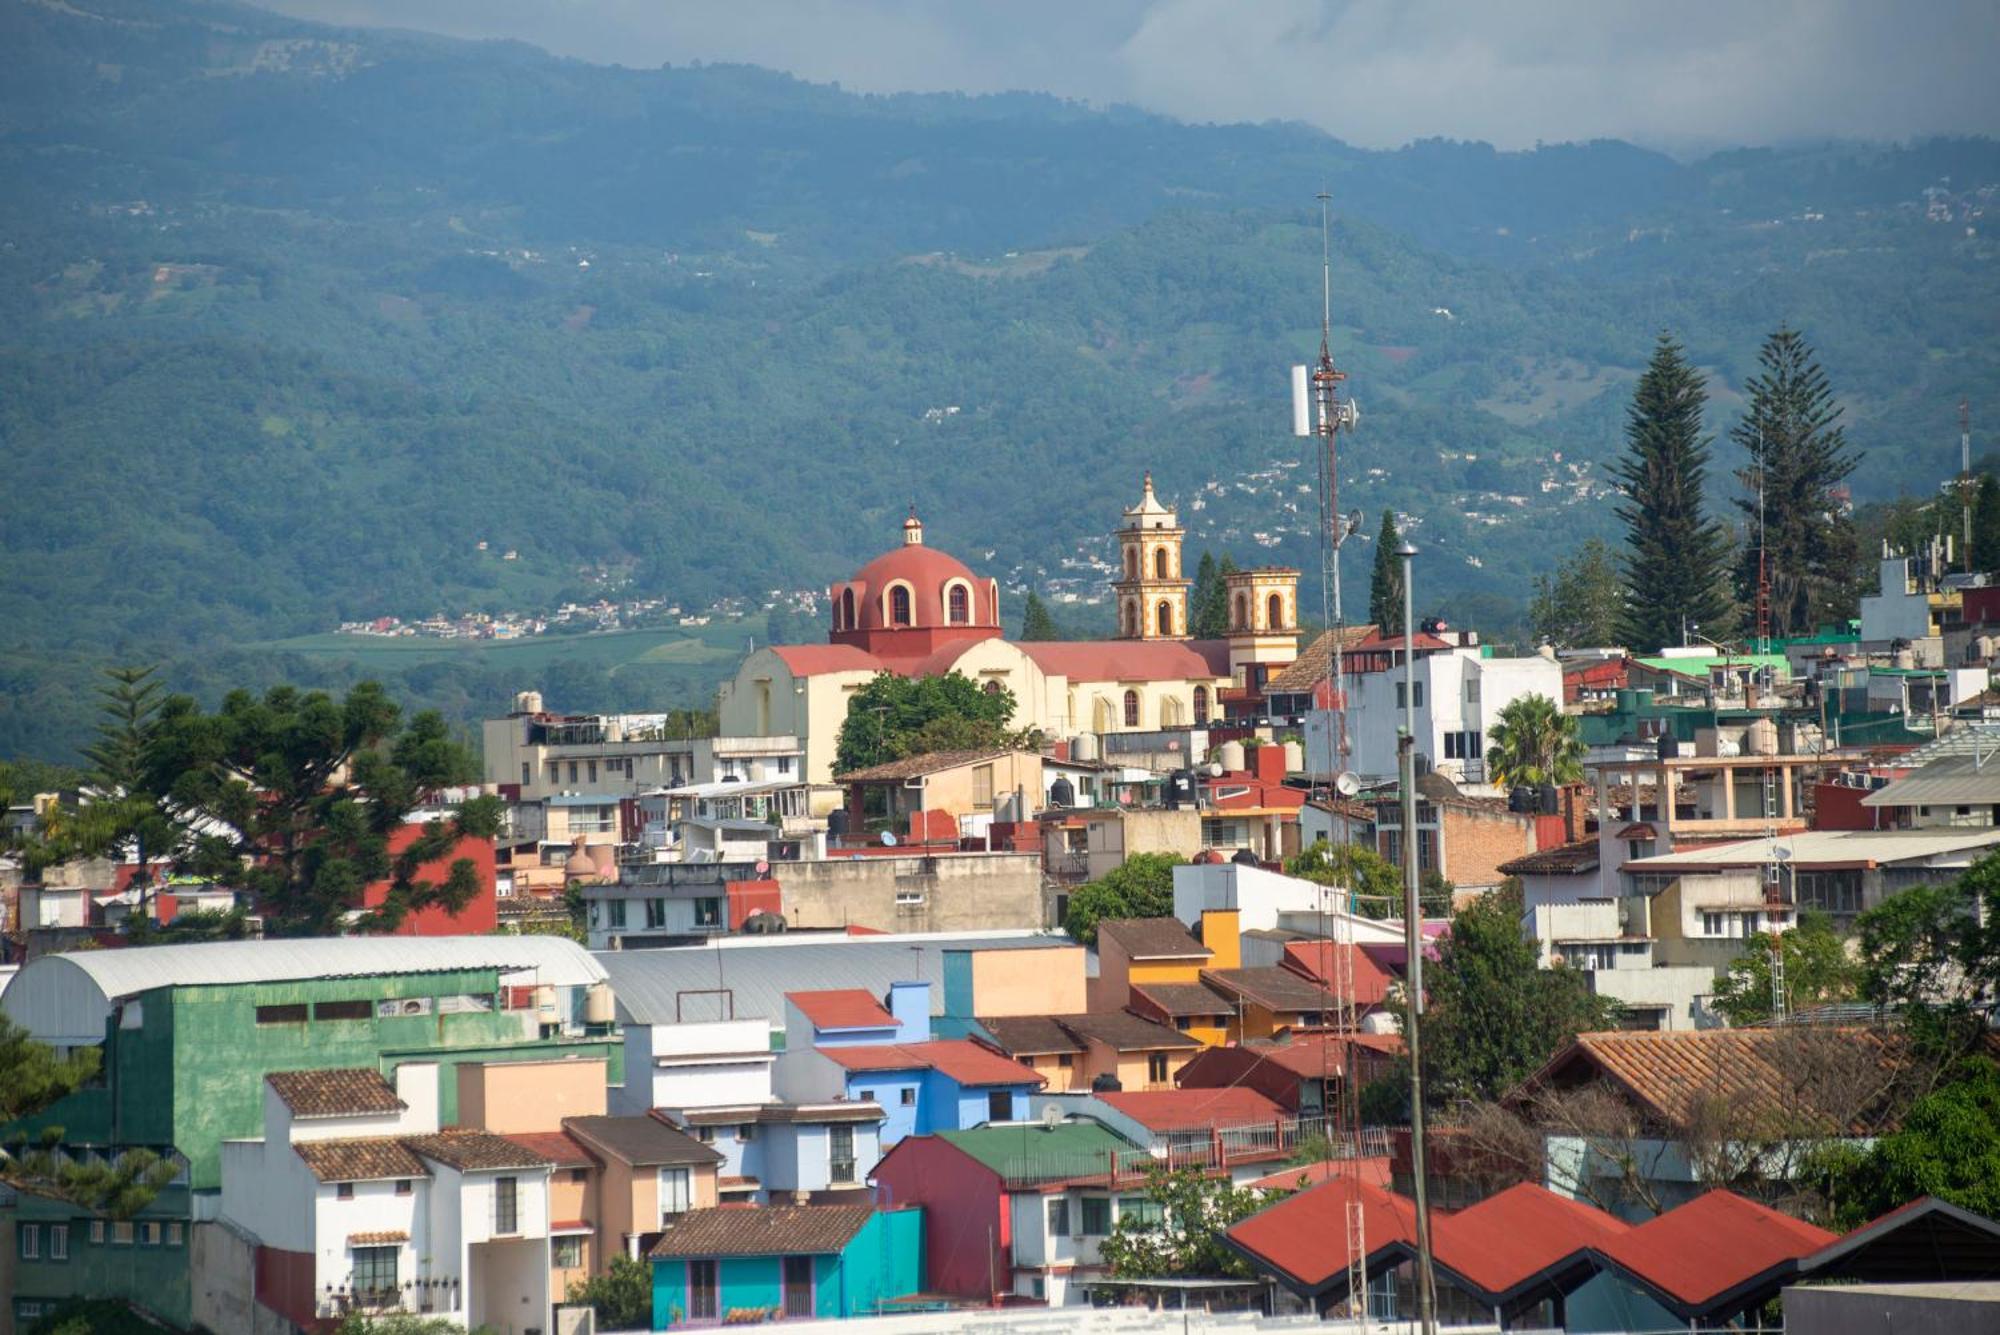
[1565,1270,1680,1333]
[648,1208,923,1327]
[651,1258,685,1328]
[721,1256,783,1315]
[9,1188,194,1329]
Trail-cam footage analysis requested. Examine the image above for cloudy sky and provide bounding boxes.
[259,0,2000,153]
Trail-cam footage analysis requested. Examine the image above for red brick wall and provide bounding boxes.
[1443,806,1535,891]
[360,825,499,935]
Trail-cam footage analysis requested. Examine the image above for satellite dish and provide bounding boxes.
[1040,1103,1064,1129]
[1208,762,1224,778]
[1334,771,1361,797]
[755,859,770,876]
[1773,846,1793,862]
[881,830,898,847]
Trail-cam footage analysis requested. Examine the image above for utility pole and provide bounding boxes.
[1397,539,1437,1335]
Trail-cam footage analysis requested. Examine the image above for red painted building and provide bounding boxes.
[360,824,499,936]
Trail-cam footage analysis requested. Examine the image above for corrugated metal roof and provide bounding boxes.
[1623,828,2000,872]
[594,931,1069,1027]
[1895,721,2000,765]
[1862,754,2000,807]
[2,936,606,1047]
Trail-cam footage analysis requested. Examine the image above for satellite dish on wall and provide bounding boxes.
[1041,1103,1065,1129]
[881,830,898,847]
[1335,771,1361,797]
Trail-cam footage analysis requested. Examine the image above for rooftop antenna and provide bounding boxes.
[1961,399,1975,574]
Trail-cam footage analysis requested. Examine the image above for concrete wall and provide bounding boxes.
[458,1057,608,1132]
[1781,1283,2000,1335]
[777,853,1046,934]
[968,946,1086,1017]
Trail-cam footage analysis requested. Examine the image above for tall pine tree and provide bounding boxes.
[1974,475,2000,574]
[1018,590,1058,641]
[1613,334,1734,652]
[1369,511,1405,635]
[1732,327,1861,637]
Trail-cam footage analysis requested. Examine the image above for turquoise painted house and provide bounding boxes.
[650,1204,923,1326]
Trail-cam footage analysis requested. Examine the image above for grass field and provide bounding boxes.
[251,620,765,682]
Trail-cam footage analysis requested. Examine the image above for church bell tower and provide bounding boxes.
[1112,473,1190,640]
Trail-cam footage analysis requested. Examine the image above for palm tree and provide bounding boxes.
[1484,694,1585,787]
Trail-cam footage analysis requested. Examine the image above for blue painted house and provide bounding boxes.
[650,1204,924,1326]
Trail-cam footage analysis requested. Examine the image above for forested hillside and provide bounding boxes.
[3,0,1998,760]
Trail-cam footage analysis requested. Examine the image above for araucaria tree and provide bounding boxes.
[1369,510,1405,635]
[1733,327,1861,636]
[147,682,501,935]
[1612,334,1735,652]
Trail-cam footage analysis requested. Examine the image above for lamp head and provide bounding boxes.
[1396,542,1418,559]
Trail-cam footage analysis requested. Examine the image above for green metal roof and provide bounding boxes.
[1631,653,1790,675]
[938,1120,1136,1182]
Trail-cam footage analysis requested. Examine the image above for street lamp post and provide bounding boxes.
[1397,539,1438,1335]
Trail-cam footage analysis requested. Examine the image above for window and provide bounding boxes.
[255,1003,308,1025]
[1057,1053,1074,1068]
[736,1123,756,1142]
[493,1176,518,1234]
[393,1178,413,1196]
[1233,593,1248,630]
[337,1183,355,1200]
[889,585,913,626]
[1796,869,1864,915]
[521,762,531,785]
[1125,548,1138,580]
[569,1168,588,1184]
[567,761,578,784]
[690,1258,720,1321]
[553,1236,584,1269]
[1080,1197,1111,1236]
[587,759,598,785]
[1156,601,1173,636]
[1465,677,1481,704]
[1147,1052,1170,1084]
[987,1090,1012,1123]
[1394,681,1426,709]
[166,1222,183,1247]
[1048,1191,1080,1239]
[112,1221,134,1245]
[1120,1195,1164,1230]
[1442,730,1483,760]
[948,584,970,624]
[1268,592,1284,629]
[89,1221,105,1245]
[972,764,995,810]
[352,1244,397,1300]
[140,1221,160,1246]
[19,1223,38,1259]
[16,1304,45,1325]
[1154,547,1170,579]
[1700,912,1735,938]
[778,755,792,774]
[547,762,560,785]
[829,1125,857,1184]
[694,897,721,928]
[645,898,667,929]
[899,1088,916,1106]
[607,898,627,929]
[313,999,371,1021]
[1123,690,1140,727]
[1192,686,1209,725]
[840,588,856,631]
[659,1167,691,1221]
[696,1125,716,1142]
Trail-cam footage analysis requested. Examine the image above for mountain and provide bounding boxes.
[2,0,1998,760]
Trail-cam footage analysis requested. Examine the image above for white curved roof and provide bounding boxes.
[2,936,606,1047]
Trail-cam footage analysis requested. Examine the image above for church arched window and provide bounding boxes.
[1156,601,1173,636]
[1233,593,1248,631]
[1193,686,1210,724]
[1268,592,1284,629]
[1125,547,1138,580]
[889,585,912,626]
[1154,547,1169,579]
[1122,602,1136,637]
[983,679,1003,696]
[840,588,856,630]
[948,583,970,625]
[1123,690,1140,728]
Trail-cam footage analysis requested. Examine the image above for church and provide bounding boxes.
[719,477,1304,793]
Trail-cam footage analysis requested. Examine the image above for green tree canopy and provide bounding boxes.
[1099,1164,1266,1279]
[1063,852,1185,946]
[1856,861,1999,1058]
[1973,474,2000,574]
[1483,694,1584,787]
[1733,327,1862,638]
[1189,551,1238,639]
[566,1253,652,1329]
[1709,910,1860,1026]
[1613,333,1735,652]
[144,682,498,935]
[1018,590,1059,641]
[1529,538,1624,648]
[1369,511,1406,636]
[1,1014,178,1219]
[833,672,1026,774]
[1284,838,1422,918]
[1819,1057,2000,1230]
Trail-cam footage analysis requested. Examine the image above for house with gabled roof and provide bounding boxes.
[646,1203,924,1326]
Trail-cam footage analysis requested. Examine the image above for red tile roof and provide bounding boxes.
[1097,1087,1286,1132]
[1280,942,1395,1009]
[403,1131,555,1172]
[1239,1033,1404,1080]
[787,988,897,1030]
[768,644,885,677]
[1596,1190,1834,1311]
[821,1039,1044,1089]
[835,749,1025,783]
[1225,1174,1424,1291]
[1245,1158,1392,1193]
[649,1204,877,1258]
[1016,639,1233,684]
[294,1137,429,1183]
[504,1130,595,1170]
[1431,1183,1628,1300]
[267,1068,404,1119]
[1097,917,1211,959]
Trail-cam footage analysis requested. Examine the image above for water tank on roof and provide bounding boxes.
[1895,647,1917,670]
[743,911,787,934]
[1977,635,1998,663]
[1508,785,1534,813]
[826,808,849,838]
[1071,733,1100,762]
[1219,740,1247,773]
[584,982,615,1025]
[1091,1072,1123,1093]
[1282,741,1305,773]
[1537,782,1560,815]
[1231,847,1260,866]
[1413,752,1433,777]
[1657,733,1680,760]
[1048,774,1075,808]
[1747,717,1779,758]
[514,690,544,715]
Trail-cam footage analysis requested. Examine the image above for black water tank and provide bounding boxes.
[1657,733,1680,761]
[826,808,849,837]
[1232,848,1260,866]
[1091,1072,1123,1093]
[742,912,787,934]
[1509,784,1533,813]
[1049,774,1075,808]
[1537,782,1560,815]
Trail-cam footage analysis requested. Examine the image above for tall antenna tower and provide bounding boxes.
[1293,193,1370,1332]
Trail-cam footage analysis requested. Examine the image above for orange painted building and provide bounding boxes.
[361,822,499,936]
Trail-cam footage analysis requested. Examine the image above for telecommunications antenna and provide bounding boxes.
[1334,771,1361,797]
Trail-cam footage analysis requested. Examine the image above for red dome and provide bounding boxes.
[828,521,1001,656]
